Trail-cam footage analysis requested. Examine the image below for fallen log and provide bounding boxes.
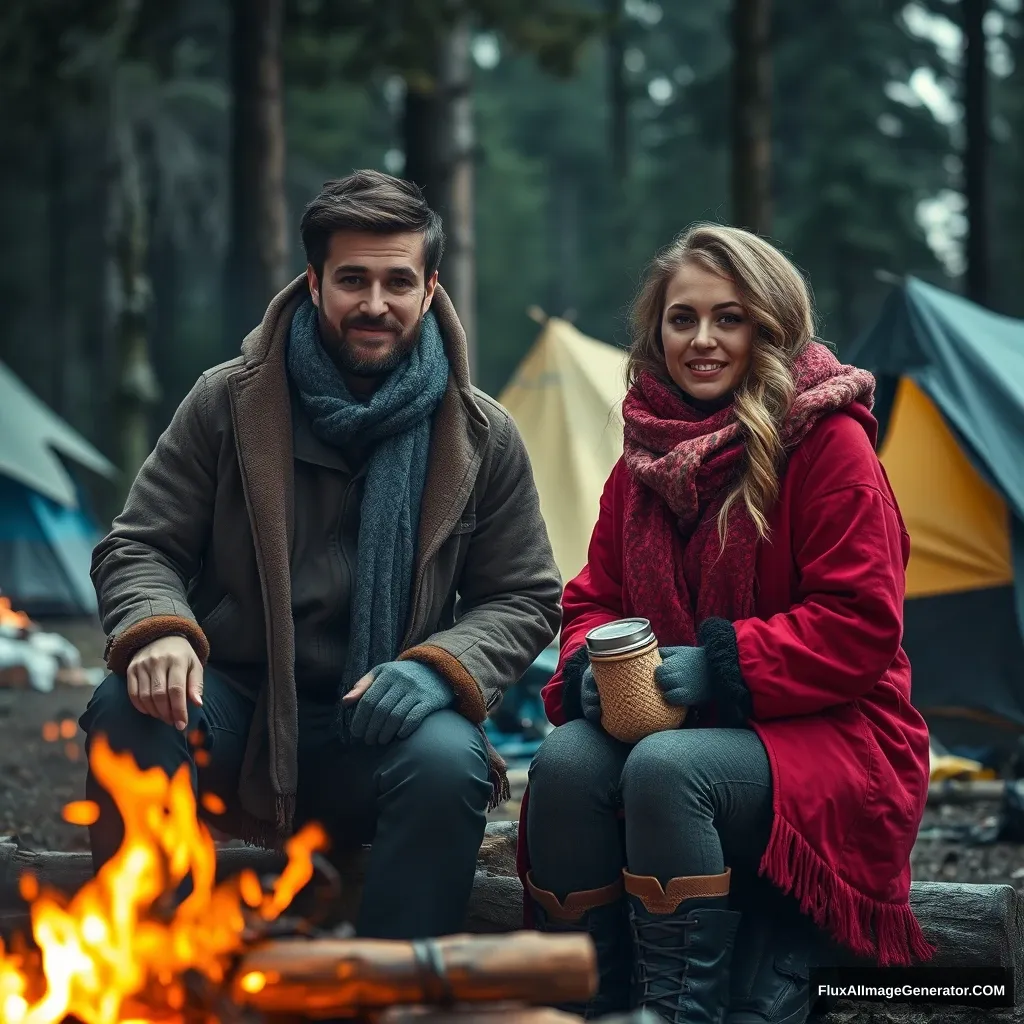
[3,820,1022,1017]
[0,836,286,905]
[230,931,596,1017]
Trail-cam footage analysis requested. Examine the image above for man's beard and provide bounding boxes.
[317,307,422,378]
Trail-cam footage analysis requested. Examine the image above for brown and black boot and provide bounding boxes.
[526,873,633,1019]
[623,867,742,1024]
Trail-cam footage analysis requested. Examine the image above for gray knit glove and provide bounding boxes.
[654,645,712,707]
[348,660,453,744]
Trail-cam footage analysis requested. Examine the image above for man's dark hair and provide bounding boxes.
[300,169,445,284]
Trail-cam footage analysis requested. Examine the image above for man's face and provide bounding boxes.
[306,230,437,378]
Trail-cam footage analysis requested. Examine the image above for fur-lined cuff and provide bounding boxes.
[697,617,752,727]
[104,615,210,677]
[398,644,487,724]
[559,644,590,722]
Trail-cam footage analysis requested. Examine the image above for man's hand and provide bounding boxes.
[341,660,453,744]
[126,635,203,731]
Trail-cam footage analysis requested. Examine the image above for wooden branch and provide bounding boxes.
[229,932,596,1018]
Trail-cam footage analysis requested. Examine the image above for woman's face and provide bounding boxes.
[661,261,754,402]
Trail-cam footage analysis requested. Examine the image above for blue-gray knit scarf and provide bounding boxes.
[286,297,450,693]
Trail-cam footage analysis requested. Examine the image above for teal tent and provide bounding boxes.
[0,361,116,617]
[848,277,1024,760]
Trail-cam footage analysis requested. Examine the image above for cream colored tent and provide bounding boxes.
[498,316,629,586]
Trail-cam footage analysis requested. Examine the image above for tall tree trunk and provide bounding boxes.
[605,0,628,187]
[402,76,446,211]
[225,0,289,352]
[963,0,989,304]
[48,114,70,418]
[402,19,477,376]
[439,17,476,376]
[551,164,580,319]
[731,0,773,234]
[109,114,160,498]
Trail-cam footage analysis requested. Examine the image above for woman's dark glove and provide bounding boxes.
[654,645,713,707]
[580,665,603,725]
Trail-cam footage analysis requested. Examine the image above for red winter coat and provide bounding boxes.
[517,404,933,966]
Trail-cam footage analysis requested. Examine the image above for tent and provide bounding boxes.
[847,277,1024,758]
[497,314,630,587]
[485,316,628,762]
[0,360,117,617]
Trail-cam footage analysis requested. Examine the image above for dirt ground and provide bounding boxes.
[3,616,1024,889]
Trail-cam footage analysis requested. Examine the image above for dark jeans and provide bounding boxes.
[526,718,774,899]
[78,668,493,939]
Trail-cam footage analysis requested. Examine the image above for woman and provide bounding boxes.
[517,224,932,1024]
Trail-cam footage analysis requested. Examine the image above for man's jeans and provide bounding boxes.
[78,667,493,939]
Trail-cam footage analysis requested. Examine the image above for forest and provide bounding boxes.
[0,0,1020,517]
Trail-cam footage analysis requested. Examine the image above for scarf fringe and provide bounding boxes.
[487,746,511,810]
[760,813,935,966]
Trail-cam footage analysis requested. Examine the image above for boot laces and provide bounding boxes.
[634,913,695,1016]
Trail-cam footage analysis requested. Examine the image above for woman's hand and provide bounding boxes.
[580,665,603,726]
[654,646,712,708]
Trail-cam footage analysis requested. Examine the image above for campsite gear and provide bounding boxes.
[286,299,450,697]
[345,659,454,744]
[0,625,84,693]
[521,403,933,967]
[847,277,1024,760]
[525,874,633,1019]
[90,274,562,846]
[496,313,629,586]
[585,618,685,743]
[653,645,713,709]
[624,867,741,1024]
[0,361,116,617]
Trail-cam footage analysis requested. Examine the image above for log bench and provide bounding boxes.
[2,821,1021,1023]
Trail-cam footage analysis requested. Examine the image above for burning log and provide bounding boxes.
[229,931,596,1018]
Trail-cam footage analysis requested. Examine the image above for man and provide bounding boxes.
[80,169,562,939]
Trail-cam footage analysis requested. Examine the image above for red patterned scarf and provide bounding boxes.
[621,341,875,645]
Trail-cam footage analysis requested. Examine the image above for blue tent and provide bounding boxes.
[848,278,1024,761]
[0,361,117,617]
[0,474,108,617]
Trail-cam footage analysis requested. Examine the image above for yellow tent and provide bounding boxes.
[498,316,629,586]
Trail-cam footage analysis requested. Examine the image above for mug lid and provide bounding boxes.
[585,617,654,654]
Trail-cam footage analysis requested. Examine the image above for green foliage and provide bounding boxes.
[285,0,598,85]
[0,0,1023,455]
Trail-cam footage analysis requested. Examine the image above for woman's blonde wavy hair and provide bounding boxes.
[626,222,817,544]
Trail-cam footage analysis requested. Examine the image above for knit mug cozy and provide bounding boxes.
[585,618,686,743]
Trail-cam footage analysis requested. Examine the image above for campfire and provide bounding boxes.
[0,598,32,633]
[0,740,596,1024]
[0,735,329,1024]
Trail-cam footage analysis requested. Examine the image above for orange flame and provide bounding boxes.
[0,598,32,630]
[0,736,329,1024]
